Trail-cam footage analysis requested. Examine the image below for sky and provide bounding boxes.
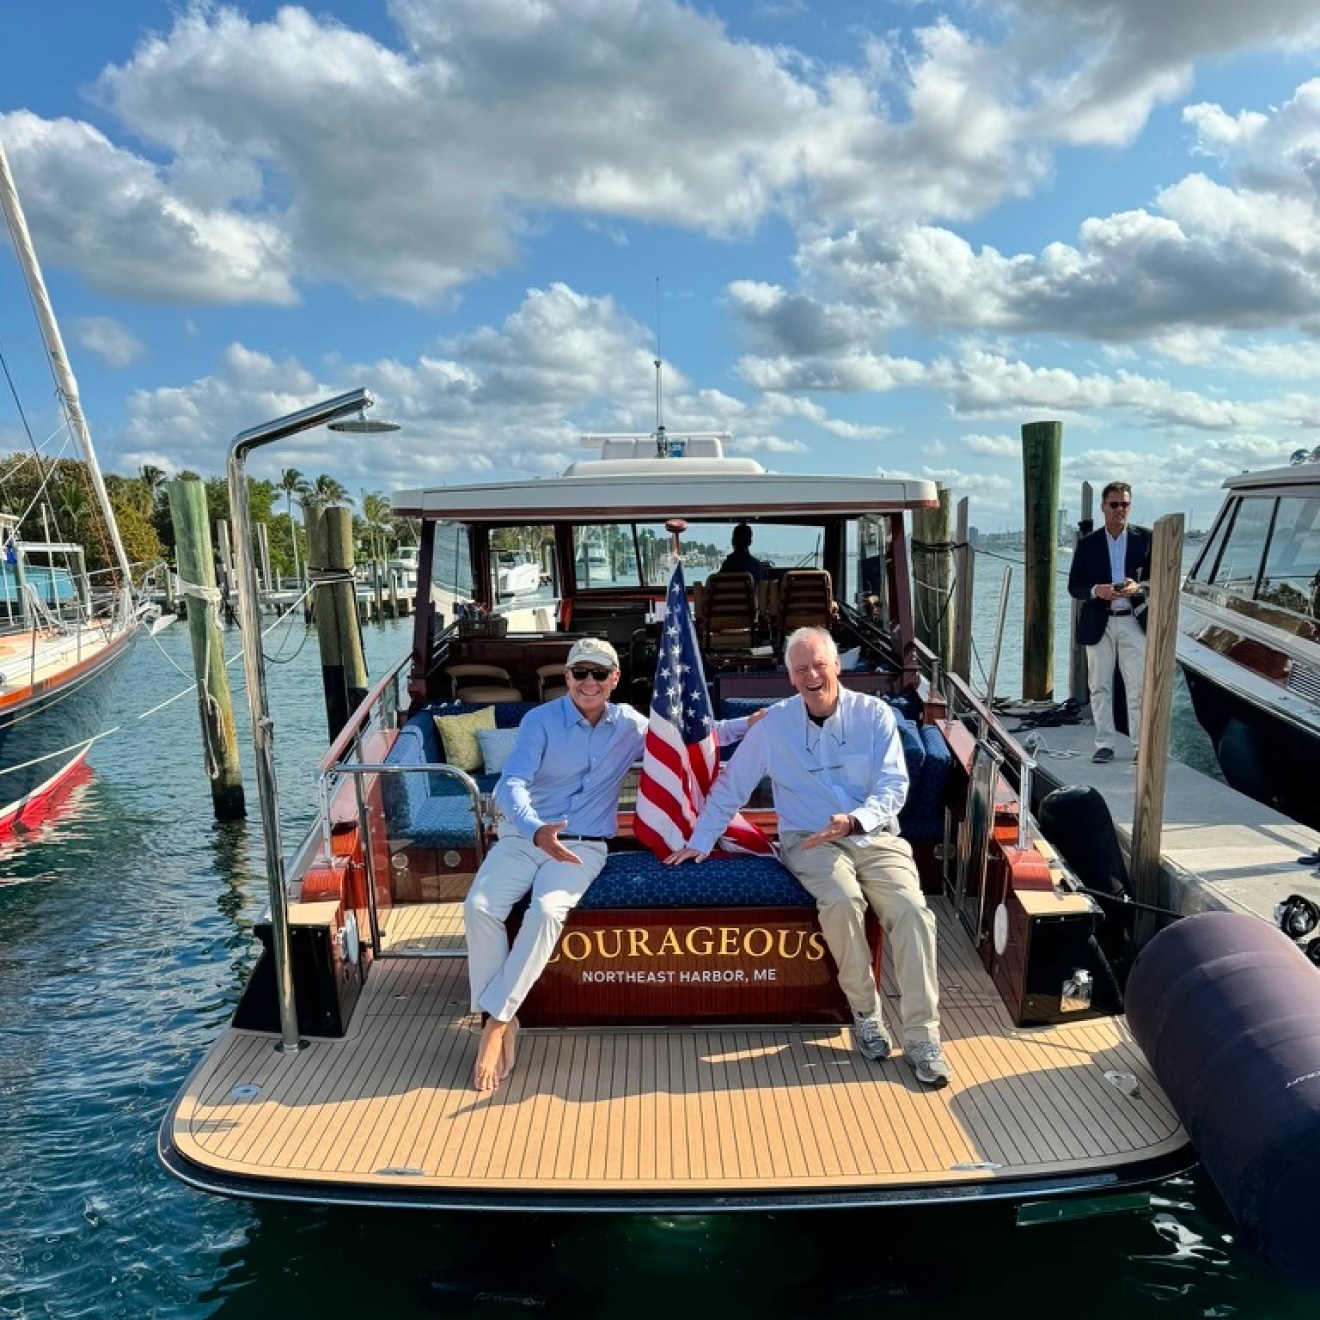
[4,0,1320,532]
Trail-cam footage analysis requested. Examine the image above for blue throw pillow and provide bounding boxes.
[476,726,521,775]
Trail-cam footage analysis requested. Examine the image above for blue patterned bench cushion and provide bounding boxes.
[381,703,522,847]
[578,849,814,910]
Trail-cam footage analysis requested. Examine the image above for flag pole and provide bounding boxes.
[665,517,686,562]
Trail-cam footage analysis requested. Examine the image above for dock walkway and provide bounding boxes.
[1008,717,1319,923]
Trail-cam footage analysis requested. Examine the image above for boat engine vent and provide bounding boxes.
[1286,660,1320,707]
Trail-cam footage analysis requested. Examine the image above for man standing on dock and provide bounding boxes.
[1068,481,1152,763]
[664,627,950,1089]
[464,638,646,1091]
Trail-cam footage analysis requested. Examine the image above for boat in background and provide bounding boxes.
[494,549,541,597]
[0,137,143,833]
[1177,455,1320,829]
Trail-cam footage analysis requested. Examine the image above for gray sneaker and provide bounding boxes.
[907,1039,950,1088]
[1092,746,1114,763]
[852,1011,892,1061]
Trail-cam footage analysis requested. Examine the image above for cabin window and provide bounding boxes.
[1207,497,1273,598]
[431,520,474,602]
[1259,496,1320,619]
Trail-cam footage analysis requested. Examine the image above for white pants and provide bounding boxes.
[779,831,941,1044]
[463,834,608,1022]
[1087,614,1145,750]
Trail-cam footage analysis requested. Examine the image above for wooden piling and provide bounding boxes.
[1129,514,1184,948]
[1069,482,1094,705]
[256,520,273,601]
[167,478,245,820]
[308,506,370,741]
[1021,420,1062,700]
[951,497,973,683]
[215,519,236,622]
[912,486,953,673]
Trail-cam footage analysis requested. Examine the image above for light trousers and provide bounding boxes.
[463,834,608,1022]
[780,831,940,1043]
[1087,614,1145,750]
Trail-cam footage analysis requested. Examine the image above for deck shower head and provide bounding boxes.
[328,406,400,434]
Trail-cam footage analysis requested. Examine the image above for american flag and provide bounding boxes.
[633,563,775,859]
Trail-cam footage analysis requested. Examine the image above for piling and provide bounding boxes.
[256,521,273,600]
[215,519,236,622]
[308,505,369,741]
[167,478,245,820]
[951,497,973,684]
[912,485,953,674]
[1069,482,1094,705]
[1130,513,1185,947]
[1021,420,1062,700]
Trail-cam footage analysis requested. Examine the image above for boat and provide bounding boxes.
[494,549,541,598]
[0,137,143,834]
[1176,454,1320,829]
[161,423,1207,1222]
[386,544,419,592]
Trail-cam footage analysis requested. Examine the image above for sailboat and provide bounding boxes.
[0,136,144,834]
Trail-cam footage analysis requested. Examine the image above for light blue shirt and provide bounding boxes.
[1106,529,1131,609]
[688,688,909,854]
[496,696,648,839]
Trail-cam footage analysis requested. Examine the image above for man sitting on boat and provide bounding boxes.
[664,627,950,1088]
[464,638,646,1090]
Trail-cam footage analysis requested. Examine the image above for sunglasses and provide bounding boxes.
[569,666,613,682]
[1106,501,1130,509]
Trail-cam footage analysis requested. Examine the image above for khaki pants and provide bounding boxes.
[1087,613,1145,750]
[780,831,940,1043]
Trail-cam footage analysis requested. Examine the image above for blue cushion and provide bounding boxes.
[578,850,814,910]
[383,702,537,843]
[899,724,952,841]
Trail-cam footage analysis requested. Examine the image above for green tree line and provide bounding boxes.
[0,455,414,586]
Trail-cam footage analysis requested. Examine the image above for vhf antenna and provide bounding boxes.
[654,275,666,455]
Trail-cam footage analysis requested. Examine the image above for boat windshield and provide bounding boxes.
[570,521,829,589]
[1193,493,1320,622]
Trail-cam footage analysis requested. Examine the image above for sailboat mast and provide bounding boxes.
[0,136,134,597]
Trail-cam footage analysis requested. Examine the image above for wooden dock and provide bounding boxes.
[1009,717,1319,924]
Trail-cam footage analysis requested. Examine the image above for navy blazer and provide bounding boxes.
[1067,525,1152,647]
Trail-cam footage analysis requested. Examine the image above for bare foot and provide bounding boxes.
[473,1017,508,1091]
[498,1016,520,1080]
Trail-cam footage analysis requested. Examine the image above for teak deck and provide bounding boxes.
[162,898,1188,1209]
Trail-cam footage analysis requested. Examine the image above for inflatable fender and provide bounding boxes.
[1126,912,1320,1292]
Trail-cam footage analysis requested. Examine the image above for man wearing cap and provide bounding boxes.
[464,637,643,1090]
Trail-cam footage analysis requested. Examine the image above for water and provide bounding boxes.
[1,609,1311,1317]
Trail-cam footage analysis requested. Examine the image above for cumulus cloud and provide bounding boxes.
[0,111,295,305]
[8,0,1304,310]
[73,316,144,368]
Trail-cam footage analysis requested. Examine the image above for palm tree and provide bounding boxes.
[309,474,351,509]
[137,464,167,518]
[279,467,309,588]
[359,490,393,565]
